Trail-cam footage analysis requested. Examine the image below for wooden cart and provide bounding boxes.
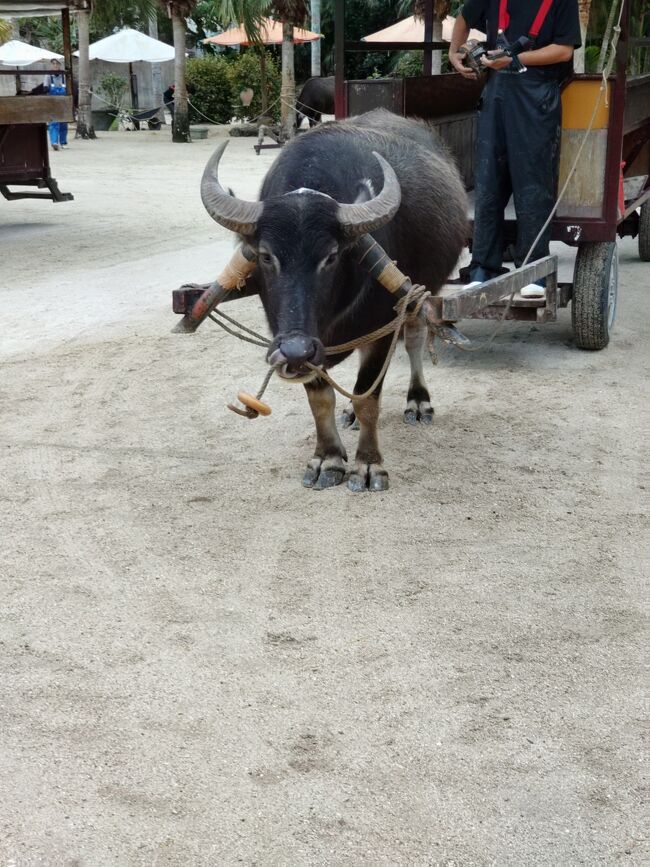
[0,0,87,202]
[333,0,650,349]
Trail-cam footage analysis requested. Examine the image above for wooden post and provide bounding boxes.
[61,7,73,92]
[334,0,346,119]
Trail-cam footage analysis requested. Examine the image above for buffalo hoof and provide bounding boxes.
[303,456,346,490]
[347,462,389,493]
[403,400,434,425]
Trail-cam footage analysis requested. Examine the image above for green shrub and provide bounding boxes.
[186,55,233,124]
[391,51,423,78]
[227,49,281,122]
[390,50,451,77]
[97,72,128,111]
[585,44,600,73]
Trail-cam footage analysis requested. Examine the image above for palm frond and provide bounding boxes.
[92,0,159,29]
[0,19,12,42]
[209,0,270,45]
[271,0,309,23]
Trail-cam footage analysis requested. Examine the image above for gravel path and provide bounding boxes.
[1,129,648,866]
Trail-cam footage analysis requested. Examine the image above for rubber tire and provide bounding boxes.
[639,201,650,262]
[571,241,618,351]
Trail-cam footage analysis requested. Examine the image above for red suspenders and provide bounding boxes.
[498,0,555,38]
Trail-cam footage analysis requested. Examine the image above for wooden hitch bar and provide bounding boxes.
[171,236,558,344]
[172,244,258,333]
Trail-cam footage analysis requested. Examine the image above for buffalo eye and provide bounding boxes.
[259,250,274,267]
[322,249,339,268]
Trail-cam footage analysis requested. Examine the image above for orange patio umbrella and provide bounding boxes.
[204,18,321,47]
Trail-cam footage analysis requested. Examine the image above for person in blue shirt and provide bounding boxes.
[450,0,581,297]
[44,58,68,151]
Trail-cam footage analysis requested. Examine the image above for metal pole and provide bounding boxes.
[129,61,139,110]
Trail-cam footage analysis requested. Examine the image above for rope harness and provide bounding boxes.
[210,282,433,418]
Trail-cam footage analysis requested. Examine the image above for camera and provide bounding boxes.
[459,33,532,76]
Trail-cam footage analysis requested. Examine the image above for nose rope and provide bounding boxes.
[208,285,432,416]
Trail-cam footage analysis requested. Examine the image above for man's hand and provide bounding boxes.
[449,13,478,79]
[450,50,480,78]
[480,50,513,70]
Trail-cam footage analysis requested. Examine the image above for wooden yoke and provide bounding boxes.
[355,234,471,348]
[172,244,258,334]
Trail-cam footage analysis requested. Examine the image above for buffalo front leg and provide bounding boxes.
[303,379,348,490]
[403,316,434,425]
[348,339,391,493]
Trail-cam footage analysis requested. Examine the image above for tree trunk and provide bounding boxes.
[171,12,190,142]
[431,17,442,74]
[280,20,295,141]
[311,0,321,77]
[76,8,95,139]
[148,14,165,124]
[573,0,592,72]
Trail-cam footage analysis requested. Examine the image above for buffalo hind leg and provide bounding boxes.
[303,379,348,489]
[348,340,391,493]
[403,316,434,425]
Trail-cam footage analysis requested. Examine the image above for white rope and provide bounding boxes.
[188,94,282,127]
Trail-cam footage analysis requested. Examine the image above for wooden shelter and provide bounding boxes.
[0,0,88,201]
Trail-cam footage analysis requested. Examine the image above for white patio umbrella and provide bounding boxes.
[0,39,63,67]
[74,27,174,111]
[76,27,174,63]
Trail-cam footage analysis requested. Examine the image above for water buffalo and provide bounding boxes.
[296,76,334,128]
[200,109,468,491]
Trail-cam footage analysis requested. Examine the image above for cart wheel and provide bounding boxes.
[571,241,618,350]
[639,201,650,262]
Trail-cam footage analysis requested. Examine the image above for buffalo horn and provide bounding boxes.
[337,152,401,238]
[201,141,263,236]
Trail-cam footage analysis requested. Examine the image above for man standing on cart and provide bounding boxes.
[450,0,581,296]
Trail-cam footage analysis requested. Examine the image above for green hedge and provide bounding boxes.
[186,50,281,125]
[227,50,281,122]
[186,56,233,124]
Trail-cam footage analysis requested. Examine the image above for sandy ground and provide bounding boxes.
[1,127,648,866]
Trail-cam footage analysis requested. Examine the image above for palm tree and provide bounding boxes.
[213,0,309,140]
[407,0,447,74]
[0,19,12,43]
[573,0,592,71]
[164,0,196,141]
[76,0,158,140]
[76,5,94,138]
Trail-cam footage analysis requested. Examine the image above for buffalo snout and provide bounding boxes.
[268,333,325,379]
